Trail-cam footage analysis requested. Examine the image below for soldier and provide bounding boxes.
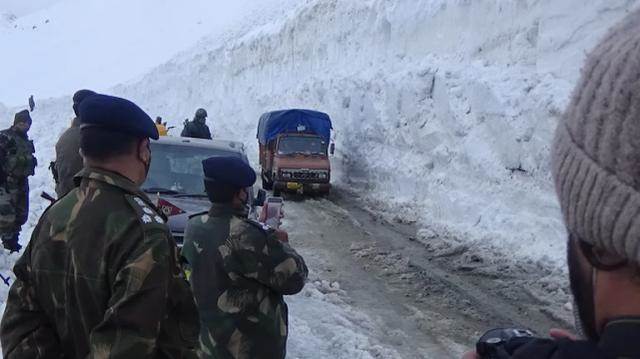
[465,10,640,359]
[0,110,36,253]
[155,116,169,136]
[0,94,200,358]
[28,95,34,112]
[52,89,95,198]
[180,108,212,139]
[182,156,308,359]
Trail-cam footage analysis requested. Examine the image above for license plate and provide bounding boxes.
[287,182,302,190]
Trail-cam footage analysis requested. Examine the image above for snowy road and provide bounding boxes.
[282,190,570,358]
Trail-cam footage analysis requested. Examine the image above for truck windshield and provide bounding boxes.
[277,136,327,155]
[143,143,244,195]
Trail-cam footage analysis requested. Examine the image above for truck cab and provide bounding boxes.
[258,109,333,195]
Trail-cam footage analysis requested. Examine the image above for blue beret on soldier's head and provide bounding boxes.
[14,110,32,125]
[202,156,257,188]
[78,94,159,140]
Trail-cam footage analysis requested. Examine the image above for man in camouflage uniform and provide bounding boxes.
[0,110,36,252]
[181,108,212,139]
[182,156,308,359]
[52,89,95,198]
[0,94,200,358]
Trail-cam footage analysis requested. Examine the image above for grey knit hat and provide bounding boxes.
[552,10,640,263]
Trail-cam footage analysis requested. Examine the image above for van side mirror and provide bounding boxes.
[330,143,336,156]
[254,189,267,206]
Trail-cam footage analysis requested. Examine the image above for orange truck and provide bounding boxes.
[257,109,334,196]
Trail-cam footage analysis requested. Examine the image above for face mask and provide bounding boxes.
[236,188,250,215]
[138,141,152,182]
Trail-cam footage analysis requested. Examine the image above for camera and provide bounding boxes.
[476,328,536,359]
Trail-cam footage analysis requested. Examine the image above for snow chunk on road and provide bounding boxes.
[288,279,403,359]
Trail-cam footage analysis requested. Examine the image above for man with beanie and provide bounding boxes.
[181,108,212,139]
[182,156,308,359]
[464,10,640,359]
[52,89,95,198]
[0,94,199,358]
[0,110,36,253]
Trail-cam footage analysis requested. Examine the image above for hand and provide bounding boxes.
[462,351,479,359]
[549,328,578,341]
[259,204,267,222]
[274,229,289,243]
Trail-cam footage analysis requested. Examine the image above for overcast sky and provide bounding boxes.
[0,0,291,106]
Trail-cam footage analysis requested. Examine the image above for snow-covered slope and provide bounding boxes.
[109,0,637,271]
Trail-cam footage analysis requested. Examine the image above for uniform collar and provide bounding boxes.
[599,317,640,357]
[209,202,247,218]
[71,117,81,127]
[76,167,143,197]
[6,127,28,139]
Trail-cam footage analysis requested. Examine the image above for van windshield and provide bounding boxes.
[277,136,327,155]
[143,143,243,195]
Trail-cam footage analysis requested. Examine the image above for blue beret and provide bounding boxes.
[78,94,159,140]
[202,156,256,188]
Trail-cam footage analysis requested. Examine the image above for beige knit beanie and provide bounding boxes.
[552,10,640,263]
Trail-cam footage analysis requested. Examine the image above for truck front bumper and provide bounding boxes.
[274,181,331,194]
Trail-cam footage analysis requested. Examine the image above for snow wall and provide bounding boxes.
[114,0,640,270]
[3,0,640,277]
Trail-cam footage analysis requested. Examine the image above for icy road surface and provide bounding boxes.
[283,190,569,358]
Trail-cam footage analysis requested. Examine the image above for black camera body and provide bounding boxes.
[477,328,536,359]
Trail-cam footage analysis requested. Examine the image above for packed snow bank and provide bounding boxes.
[111,0,639,271]
[0,0,296,106]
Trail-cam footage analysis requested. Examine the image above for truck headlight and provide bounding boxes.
[318,171,329,180]
[281,171,292,179]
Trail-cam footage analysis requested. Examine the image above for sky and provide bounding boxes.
[0,0,282,107]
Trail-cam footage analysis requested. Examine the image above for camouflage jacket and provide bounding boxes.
[0,127,36,184]
[0,167,200,359]
[182,203,308,359]
[53,117,83,197]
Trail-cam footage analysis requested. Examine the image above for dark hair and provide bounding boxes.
[80,127,139,161]
[204,180,240,203]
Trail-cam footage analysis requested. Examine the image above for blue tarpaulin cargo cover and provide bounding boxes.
[257,109,332,145]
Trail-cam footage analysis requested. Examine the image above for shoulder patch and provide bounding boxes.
[125,194,167,227]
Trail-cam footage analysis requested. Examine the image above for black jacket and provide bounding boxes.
[513,318,640,358]
[180,119,211,140]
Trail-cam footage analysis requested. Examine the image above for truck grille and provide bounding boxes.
[280,169,329,182]
[292,171,320,180]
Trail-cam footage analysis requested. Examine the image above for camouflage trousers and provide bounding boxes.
[0,181,29,236]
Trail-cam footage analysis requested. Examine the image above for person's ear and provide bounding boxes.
[138,139,150,163]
